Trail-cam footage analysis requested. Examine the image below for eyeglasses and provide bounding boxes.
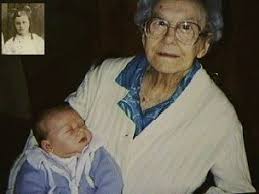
[144,17,206,45]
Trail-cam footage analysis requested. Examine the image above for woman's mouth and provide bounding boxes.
[157,52,180,58]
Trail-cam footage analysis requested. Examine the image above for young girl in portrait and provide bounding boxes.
[3,5,44,55]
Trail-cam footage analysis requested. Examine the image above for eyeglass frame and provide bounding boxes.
[143,17,209,45]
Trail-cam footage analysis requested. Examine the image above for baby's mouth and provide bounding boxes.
[79,137,87,143]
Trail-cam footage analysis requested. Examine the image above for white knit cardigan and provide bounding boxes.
[67,57,255,194]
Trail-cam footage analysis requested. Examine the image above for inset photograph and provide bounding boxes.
[1,3,44,55]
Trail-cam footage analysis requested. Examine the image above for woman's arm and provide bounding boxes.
[207,124,256,193]
[65,65,100,120]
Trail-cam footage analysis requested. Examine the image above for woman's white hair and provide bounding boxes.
[134,0,224,42]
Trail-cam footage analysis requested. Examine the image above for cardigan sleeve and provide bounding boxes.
[15,160,48,194]
[65,66,98,120]
[65,57,132,120]
[89,147,123,194]
[206,124,256,193]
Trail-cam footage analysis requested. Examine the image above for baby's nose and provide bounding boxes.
[77,126,84,133]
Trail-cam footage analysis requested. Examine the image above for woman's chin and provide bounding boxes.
[152,63,182,74]
[17,31,29,36]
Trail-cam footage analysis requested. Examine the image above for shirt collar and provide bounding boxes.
[115,55,148,90]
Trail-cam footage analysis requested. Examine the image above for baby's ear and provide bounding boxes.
[41,140,53,153]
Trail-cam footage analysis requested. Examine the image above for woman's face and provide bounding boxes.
[14,15,30,36]
[143,0,210,74]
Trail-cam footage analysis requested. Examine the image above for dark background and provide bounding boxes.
[0,0,258,193]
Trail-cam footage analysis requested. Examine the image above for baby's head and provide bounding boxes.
[33,105,92,158]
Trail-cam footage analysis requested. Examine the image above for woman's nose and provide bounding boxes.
[163,27,177,45]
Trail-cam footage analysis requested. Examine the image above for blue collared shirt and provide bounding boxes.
[116,55,201,137]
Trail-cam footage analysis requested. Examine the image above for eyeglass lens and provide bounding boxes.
[146,18,201,45]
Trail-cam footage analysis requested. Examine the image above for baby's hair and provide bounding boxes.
[33,105,72,146]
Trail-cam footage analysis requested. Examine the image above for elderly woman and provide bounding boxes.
[66,0,256,193]
[3,5,44,55]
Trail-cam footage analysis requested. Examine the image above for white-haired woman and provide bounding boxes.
[66,0,256,193]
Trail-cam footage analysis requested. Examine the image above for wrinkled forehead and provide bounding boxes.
[153,0,206,26]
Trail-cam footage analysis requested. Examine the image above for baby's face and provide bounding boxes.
[45,109,92,158]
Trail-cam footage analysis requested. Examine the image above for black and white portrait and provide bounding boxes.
[1,3,44,55]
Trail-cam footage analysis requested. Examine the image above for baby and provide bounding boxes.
[14,105,123,194]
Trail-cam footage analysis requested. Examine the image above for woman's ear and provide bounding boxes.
[142,32,146,46]
[196,38,211,59]
[41,140,53,153]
